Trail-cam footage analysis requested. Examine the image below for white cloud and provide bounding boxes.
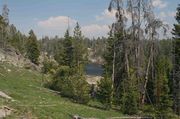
[167,11,176,17]
[97,1,168,21]
[152,0,168,9]
[36,16,110,38]
[36,16,77,37]
[96,9,116,21]
[158,11,176,19]
[96,9,131,22]
[159,12,166,18]
[38,16,76,29]
[82,24,109,38]
[155,11,176,38]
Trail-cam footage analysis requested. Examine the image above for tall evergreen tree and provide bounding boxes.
[103,30,114,77]
[26,30,40,65]
[1,3,9,49]
[54,43,65,65]
[172,4,180,116]
[0,15,6,48]
[73,22,87,73]
[8,24,25,54]
[63,29,74,67]
[97,75,113,110]
[155,56,173,117]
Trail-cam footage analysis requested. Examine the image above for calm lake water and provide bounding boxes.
[85,64,103,76]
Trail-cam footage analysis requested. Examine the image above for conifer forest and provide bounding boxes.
[0,0,179,119]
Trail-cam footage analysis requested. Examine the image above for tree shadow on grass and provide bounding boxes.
[88,104,107,110]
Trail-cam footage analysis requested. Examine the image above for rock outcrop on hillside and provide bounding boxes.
[88,48,104,65]
[86,75,102,85]
[0,47,40,71]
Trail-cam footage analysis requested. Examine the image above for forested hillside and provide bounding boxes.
[0,0,179,119]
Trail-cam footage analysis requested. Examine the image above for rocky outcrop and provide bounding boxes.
[86,75,102,85]
[0,47,40,71]
[88,48,104,65]
[0,106,13,118]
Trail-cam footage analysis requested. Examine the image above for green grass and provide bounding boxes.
[0,63,122,119]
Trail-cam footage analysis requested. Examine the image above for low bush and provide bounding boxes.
[96,76,113,110]
[48,66,90,104]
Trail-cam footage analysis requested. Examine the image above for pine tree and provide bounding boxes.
[73,22,87,74]
[97,75,113,110]
[122,87,138,115]
[63,30,74,67]
[73,75,90,104]
[172,4,180,116]
[8,24,25,54]
[26,30,40,65]
[2,4,9,49]
[54,41,65,65]
[0,15,6,48]
[103,31,114,76]
[155,56,173,117]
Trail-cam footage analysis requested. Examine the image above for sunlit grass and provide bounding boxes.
[0,63,122,119]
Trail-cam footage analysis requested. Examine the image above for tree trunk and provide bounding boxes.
[141,44,153,105]
[112,44,116,83]
[125,47,130,79]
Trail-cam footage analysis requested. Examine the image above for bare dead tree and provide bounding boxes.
[141,10,168,104]
[108,0,171,109]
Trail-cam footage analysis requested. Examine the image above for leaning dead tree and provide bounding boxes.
[140,2,169,104]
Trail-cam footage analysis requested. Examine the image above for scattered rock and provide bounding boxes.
[7,69,11,72]
[0,106,13,118]
[0,91,12,100]
[73,115,97,119]
[73,115,81,119]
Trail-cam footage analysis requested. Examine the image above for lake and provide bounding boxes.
[85,64,103,76]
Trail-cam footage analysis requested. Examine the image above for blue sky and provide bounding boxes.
[0,0,179,39]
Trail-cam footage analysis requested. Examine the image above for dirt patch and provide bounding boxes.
[86,75,102,85]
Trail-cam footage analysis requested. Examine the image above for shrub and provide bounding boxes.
[50,66,72,95]
[97,76,113,110]
[122,90,138,115]
[42,58,58,74]
[73,75,90,104]
[49,66,90,104]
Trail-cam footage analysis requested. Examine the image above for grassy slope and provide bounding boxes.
[0,63,122,119]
